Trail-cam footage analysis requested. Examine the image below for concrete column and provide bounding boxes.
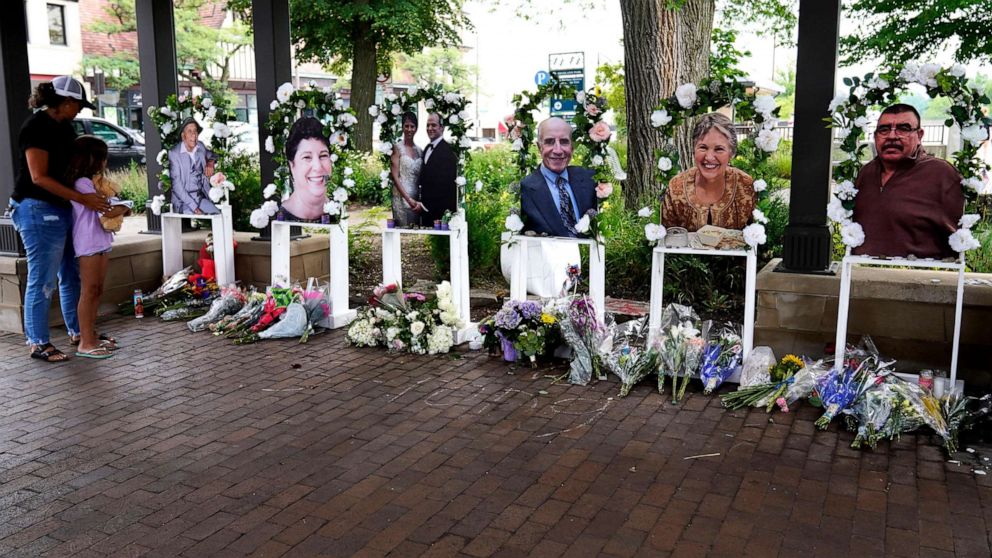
[136,0,178,233]
[780,0,840,273]
[252,0,292,197]
[0,1,31,255]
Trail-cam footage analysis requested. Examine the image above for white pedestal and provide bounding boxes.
[835,248,966,393]
[161,205,235,286]
[270,219,356,329]
[647,245,757,382]
[381,225,477,344]
[507,235,606,323]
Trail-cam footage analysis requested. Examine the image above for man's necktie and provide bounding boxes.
[423,143,434,164]
[556,175,578,236]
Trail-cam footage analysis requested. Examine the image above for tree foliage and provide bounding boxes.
[267,0,472,151]
[83,0,251,100]
[395,47,477,96]
[717,0,797,46]
[595,62,626,137]
[840,0,992,66]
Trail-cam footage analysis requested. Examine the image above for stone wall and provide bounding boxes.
[756,258,992,388]
[0,230,337,335]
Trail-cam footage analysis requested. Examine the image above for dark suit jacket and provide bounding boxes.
[418,139,457,225]
[520,166,597,237]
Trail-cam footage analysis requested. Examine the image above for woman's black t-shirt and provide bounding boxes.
[13,110,77,207]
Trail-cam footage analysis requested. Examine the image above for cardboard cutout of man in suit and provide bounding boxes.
[520,117,596,237]
[169,117,219,215]
[418,113,458,226]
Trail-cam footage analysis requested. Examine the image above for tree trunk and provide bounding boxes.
[672,0,715,169]
[350,19,376,152]
[620,0,664,207]
[620,0,715,208]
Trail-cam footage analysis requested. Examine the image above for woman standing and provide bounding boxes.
[661,112,756,232]
[389,112,425,226]
[10,76,109,362]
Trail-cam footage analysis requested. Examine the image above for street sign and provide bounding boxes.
[534,71,550,86]
[548,52,584,116]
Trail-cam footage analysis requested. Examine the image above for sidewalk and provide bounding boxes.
[0,315,990,557]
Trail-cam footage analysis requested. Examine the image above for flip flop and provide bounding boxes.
[75,346,114,359]
[30,343,68,363]
[71,334,118,349]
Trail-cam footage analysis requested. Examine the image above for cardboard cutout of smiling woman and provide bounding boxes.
[280,116,332,222]
[660,113,756,232]
[169,117,219,214]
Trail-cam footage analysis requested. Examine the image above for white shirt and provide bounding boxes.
[182,143,199,163]
[423,137,443,164]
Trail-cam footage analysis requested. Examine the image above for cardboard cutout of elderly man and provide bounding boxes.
[500,117,594,297]
[169,117,219,215]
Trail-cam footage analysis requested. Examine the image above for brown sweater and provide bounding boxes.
[852,151,963,259]
[661,167,756,232]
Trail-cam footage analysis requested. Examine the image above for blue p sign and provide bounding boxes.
[535,71,550,86]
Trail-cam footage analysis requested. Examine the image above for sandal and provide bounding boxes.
[71,334,118,350]
[30,343,69,363]
[74,346,114,359]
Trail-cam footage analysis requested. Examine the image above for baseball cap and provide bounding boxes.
[51,76,97,110]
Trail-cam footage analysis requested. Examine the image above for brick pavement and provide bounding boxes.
[1,314,991,557]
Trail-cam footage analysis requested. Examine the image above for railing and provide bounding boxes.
[736,122,947,146]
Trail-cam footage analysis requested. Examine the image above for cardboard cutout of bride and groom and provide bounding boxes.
[387,112,458,227]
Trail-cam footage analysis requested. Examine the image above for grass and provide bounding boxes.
[105,162,149,212]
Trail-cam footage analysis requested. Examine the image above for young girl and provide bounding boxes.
[67,135,128,358]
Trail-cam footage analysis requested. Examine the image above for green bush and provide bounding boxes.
[222,152,262,232]
[106,162,149,212]
[463,145,520,192]
[765,140,793,180]
[343,151,389,206]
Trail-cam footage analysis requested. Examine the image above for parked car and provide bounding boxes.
[468,136,497,151]
[71,117,146,171]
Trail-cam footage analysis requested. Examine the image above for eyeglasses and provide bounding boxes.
[873,124,919,137]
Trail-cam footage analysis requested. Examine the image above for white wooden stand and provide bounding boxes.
[507,235,606,323]
[647,245,757,382]
[270,219,356,329]
[161,205,235,286]
[381,224,476,344]
[834,248,966,394]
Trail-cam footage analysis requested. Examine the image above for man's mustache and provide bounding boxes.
[882,141,902,150]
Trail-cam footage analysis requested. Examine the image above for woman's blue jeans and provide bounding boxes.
[10,198,80,345]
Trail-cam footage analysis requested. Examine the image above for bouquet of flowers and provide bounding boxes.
[211,292,265,336]
[699,324,743,394]
[847,384,895,450]
[555,295,611,385]
[346,282,463,354]
[720,354,806,412]
[814,362,870,428]
[604,318,659,397]
[479,299,559,364]
[187,286,246,332]
[299,284,331,343]
[654,304,703,403]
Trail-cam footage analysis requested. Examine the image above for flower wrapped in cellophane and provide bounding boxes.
[556,295,611,385]
[721,354,808,412]
[211,292,265,336]
[654,304,702,403]
[847,384,895,449]
[604,318,659,397]
[699,323,743,394]
[187,286,246,332]
[814,361,870,428]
